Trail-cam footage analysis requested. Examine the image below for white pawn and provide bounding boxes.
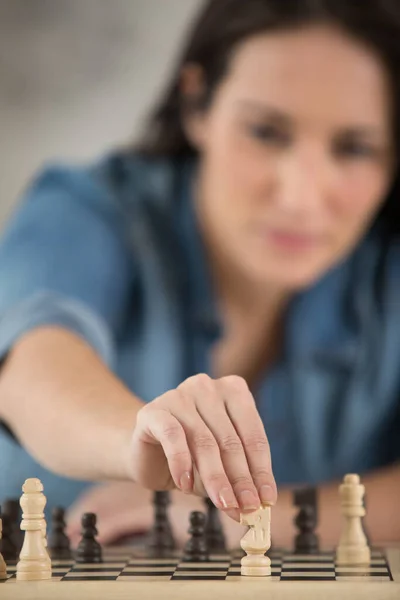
[0,516,7,580]
[336,474,371,565]
[240,505,271,577]
[16,478,52,581]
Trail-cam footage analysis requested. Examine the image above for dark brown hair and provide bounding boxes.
[134,0,400,228]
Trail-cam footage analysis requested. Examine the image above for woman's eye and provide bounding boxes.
[335,140,379,159]
[248,124,289,145]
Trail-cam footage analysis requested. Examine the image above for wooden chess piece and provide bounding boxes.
[240,505,271,577]
[182,511,208,562]
[16,478,52,581]
[293,488,319,554]
[48,507,72,560]
[0,514,7,580]
[204,497,227,553]
[0,512,18,561]
[147,491,175,556]
[76,513,102,563]
[336,474,371,565]
[3,499,23,552]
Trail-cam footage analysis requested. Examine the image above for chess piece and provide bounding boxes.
[293,488,319,554]
[3,499,23,552]
[16,478,52,581]
[240,505,271,576]
[182,511,208,562]
[0,513,18,561]
[0,514,7,580]
[204,497,227,553]
[336,474,371,565]
[48,507,72,560]
[147,491,175,556]
[76,513,102,563]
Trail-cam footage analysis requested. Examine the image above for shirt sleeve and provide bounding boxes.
[0,162,135,368]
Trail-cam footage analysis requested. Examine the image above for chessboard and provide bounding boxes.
[2,545,400,600]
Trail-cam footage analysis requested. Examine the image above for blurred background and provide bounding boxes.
[0,0,202,228]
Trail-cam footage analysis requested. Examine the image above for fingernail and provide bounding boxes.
[218,487,239,509]
[239,490,259,511]
[260,484,275,505]
[179,471,193,493]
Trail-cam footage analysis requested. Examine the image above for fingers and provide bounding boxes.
[137,406,194,492]
[177,374,276,511]
[138,391,239,510]
[183,376,261,512]
[135,374,276,515]
[218,376,277,506]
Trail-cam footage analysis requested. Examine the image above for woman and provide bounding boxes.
[0,0,399,549]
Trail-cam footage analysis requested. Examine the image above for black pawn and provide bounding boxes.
[0,510,18,562]
[204,497,227,553]
[147,491,175,556]
[48,507,72,560]
[75,513,102,563]
[3,499,23,553]
[182,511,208,562]
[293,488,319,554]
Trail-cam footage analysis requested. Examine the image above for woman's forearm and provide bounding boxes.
[0,326,143,481]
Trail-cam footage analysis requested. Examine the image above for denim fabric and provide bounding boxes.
[0,151,399,511]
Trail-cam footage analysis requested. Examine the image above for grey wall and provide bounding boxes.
[0,0,202,226]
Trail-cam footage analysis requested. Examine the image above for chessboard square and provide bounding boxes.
[128,558,179,566]
[80,558,125,565]
[226,574,279,582]
[230,560,243,567]
[176,562,230,570]
[208,554,231,562]
[282,566,335,573]
[370,559,389,567]
[69,565,123,572]
[284,554,332,563]
[174,568,227,577]
[281,571,336,579]
[281,575,336,581]
[63,571,119,580]
[336,566,390,574]
[123,565,175,575]
[118,575,172,582]
[172,573,226,580]
[121,570,175,577]
[5,566,16,574]
[336,575,391,582]
[370,550,385,558]
[228,566,281,576]
[52,560,74,567]
[283,562,334,570]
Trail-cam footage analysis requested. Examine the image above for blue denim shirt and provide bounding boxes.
[0,152,399,511]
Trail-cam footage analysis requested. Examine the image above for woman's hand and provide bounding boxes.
[66,481,247,550]
[129,374,277,522]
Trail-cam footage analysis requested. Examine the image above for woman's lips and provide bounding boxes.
[259,227,325,251]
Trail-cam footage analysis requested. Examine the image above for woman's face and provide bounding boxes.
[190,25,395,290]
